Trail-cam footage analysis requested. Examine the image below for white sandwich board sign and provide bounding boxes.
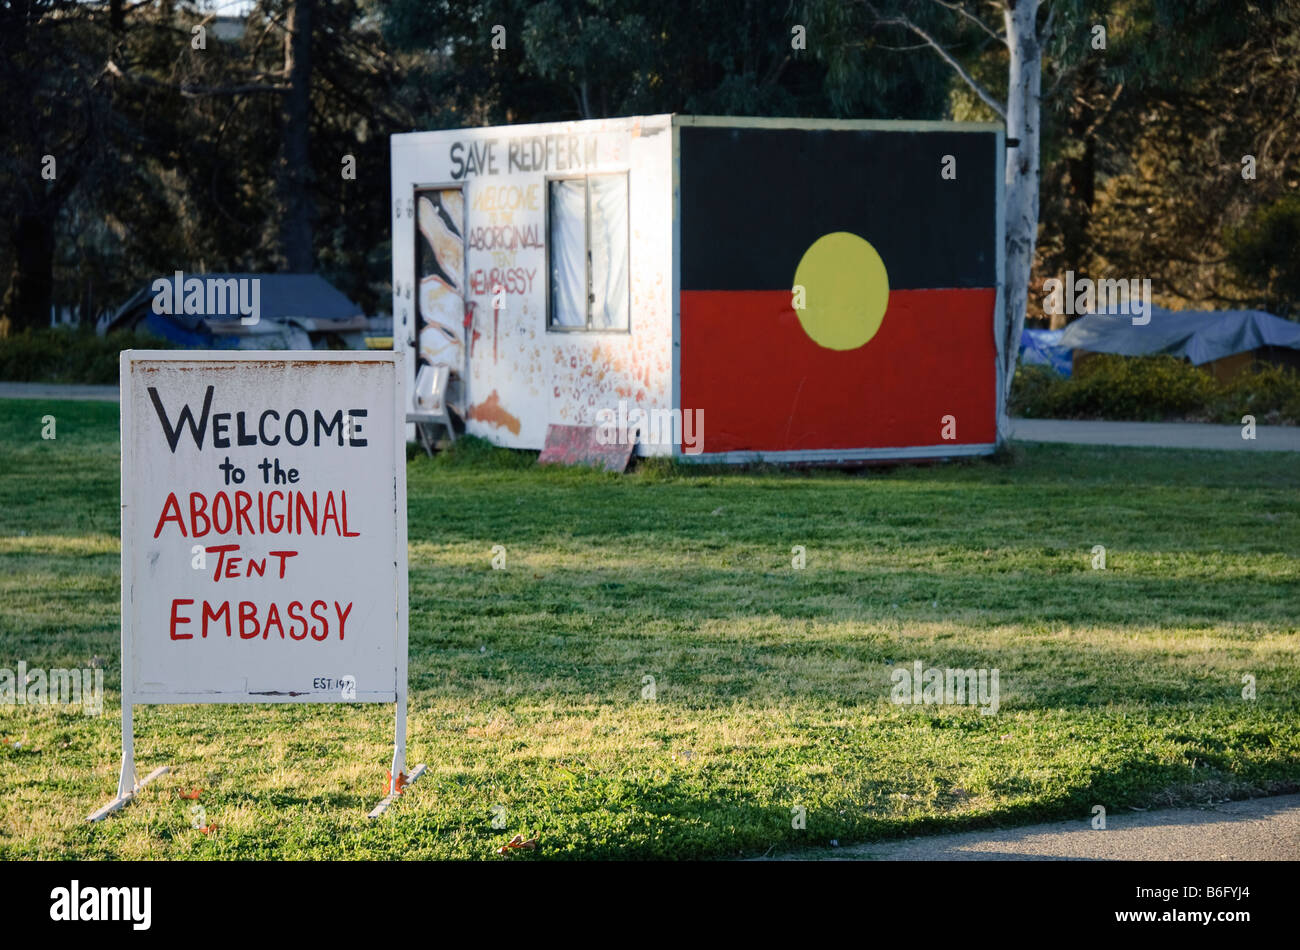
[90,351,421,820]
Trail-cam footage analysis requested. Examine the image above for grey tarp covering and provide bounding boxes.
[1057,307,1300,365]
[105,273,362,333]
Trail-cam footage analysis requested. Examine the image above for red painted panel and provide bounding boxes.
[680,288,997,454]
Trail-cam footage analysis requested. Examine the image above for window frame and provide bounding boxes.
[544,172,632,334]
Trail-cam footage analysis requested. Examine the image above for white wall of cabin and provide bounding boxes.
[391,115,675,455]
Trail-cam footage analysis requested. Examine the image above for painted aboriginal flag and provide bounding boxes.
[679,125,1000,455]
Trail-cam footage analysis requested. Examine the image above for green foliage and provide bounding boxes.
[803,0,971,119]
[1008,363,1069,417]
[521,1,653,117]
[1225,195,1300,319]
[1044,0,1300,315]
[0,328,176,384]
[1011,355,1300,424]
[1069,355,1220,419]
[1214,362,1300,424]
[0,1,413,326]
[5,0,1299,348]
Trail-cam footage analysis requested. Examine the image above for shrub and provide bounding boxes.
[0,327,177,384]
[1211,363,1300,423]
[1224,194,1300,318]
[1007,364,1065,419]
[1010,354,1300,424]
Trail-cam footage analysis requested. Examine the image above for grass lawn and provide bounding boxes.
[1,397,1298,860]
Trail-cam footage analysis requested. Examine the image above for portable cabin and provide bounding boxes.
[390,115,1005,462]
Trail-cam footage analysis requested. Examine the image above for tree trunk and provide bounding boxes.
[999,0,1044,437]
[578,79,593,120]
[1052,57,1098,329]
[3,212,57,333]
[278,0,315,273]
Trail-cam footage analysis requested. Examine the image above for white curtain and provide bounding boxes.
[548,179,587,328]
[589,175,629,330]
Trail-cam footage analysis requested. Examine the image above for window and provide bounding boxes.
[548,174,630,331]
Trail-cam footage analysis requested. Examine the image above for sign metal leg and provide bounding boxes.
[368,692,426,818]
[87,702,170,822]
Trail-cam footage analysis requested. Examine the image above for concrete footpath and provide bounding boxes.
[3,384,1298,452]
[1011,417,1300,452]
[770,794,1300,861]
[0,382,119,401]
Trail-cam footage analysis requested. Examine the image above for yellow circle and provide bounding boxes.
[792,232,890,351]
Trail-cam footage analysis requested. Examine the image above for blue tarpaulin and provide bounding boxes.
[104,273,363,349]
[1019,328,1073,376]
[1056,307,1300,366]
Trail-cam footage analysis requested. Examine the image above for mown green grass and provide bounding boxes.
[0,399,1298,859]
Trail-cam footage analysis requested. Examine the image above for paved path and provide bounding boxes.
[772,794,1300,861]
[0,382,119,401]
[2,385,1297,452]
[1011,417,1300,452]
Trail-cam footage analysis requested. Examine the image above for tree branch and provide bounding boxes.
[181,82,290,99]
[872,9,1007,120]
[931,0,1006,47]
[104,59,289,97]
[1038,1,1056,45]
[1082,82,1124,138]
